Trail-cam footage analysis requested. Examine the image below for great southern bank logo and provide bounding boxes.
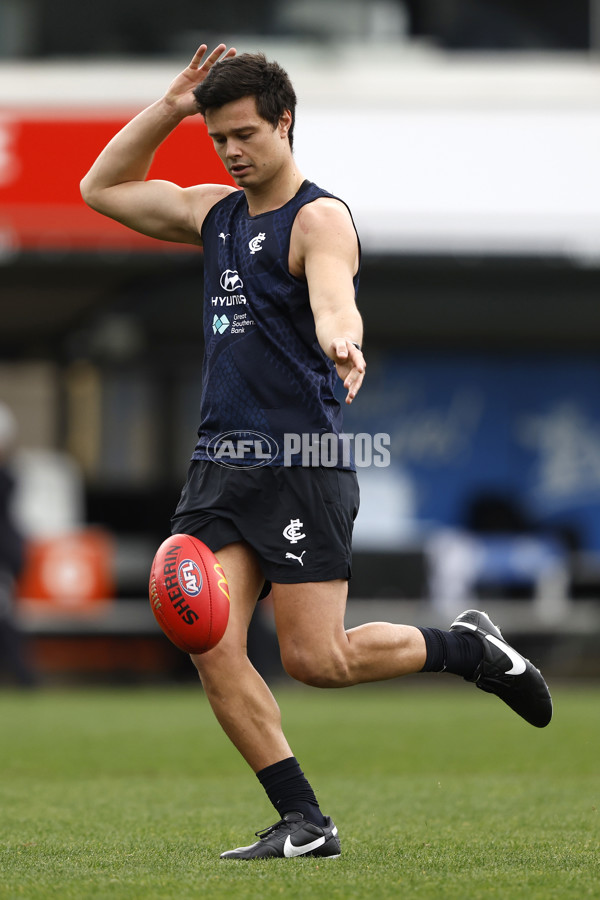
[207,431,279,468]
[212,314,230,334]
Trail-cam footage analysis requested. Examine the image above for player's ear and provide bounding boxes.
[279,109,293,138]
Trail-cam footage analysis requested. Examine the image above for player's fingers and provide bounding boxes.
[201,43,229,70]
[350,351,365,373]
[346,344,365,375]
[332,339,348,359]
[188,45,209,69]
[343,367,363,389]
[345,371,364,404]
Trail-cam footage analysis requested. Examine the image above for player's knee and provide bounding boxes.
[190,638,237,689]
[281,644,350,688]
[190,649,218,691]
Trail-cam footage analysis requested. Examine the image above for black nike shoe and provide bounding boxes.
[450,609,552,728]
[220,812,341,860]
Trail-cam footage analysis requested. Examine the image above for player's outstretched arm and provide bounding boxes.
[80,43,237,245]
[297,199,365,404]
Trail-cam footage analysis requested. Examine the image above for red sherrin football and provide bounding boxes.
[149,534,230,654]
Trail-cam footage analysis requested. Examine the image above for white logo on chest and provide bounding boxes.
[220,269,244,292]
[249,232,267,254]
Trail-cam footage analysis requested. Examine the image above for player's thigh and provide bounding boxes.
[271,579,349,682]
[191,540,264,667]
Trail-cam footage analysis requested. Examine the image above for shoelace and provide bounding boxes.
[255,819,288,840]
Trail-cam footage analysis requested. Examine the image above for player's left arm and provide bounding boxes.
[293,198,365,404]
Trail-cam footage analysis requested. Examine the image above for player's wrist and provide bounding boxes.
[157,95,195,124]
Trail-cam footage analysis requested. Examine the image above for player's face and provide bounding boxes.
[205,96,292,188]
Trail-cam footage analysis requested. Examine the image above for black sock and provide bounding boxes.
[256,756,326,827]
[418,627,483,678]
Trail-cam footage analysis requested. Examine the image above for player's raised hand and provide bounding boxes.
[163,44,236,117]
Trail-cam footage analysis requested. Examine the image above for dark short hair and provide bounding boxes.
[193,52,297,150]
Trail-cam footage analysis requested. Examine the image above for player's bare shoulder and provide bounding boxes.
[290,196,358,277]
[296,196,353,233]
[187,183,239,240]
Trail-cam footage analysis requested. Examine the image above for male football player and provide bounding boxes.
[81,44,552,860]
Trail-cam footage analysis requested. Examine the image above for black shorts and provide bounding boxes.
[171,461,359,585]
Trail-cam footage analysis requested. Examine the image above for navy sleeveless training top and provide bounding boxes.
[192,180,361,468]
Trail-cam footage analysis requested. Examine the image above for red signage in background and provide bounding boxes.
[17,528,115,612]
[0,111,234,252]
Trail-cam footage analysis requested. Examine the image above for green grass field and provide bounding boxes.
[0,679,598,899]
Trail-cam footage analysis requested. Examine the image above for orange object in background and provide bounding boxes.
[17,528,115,611]
[0,112,235,252]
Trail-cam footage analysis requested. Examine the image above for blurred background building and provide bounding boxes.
[1,0,600,681]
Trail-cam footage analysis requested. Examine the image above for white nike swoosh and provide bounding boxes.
[455,620,478,631]
[283,834,326,858]
[485,634,527,675]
